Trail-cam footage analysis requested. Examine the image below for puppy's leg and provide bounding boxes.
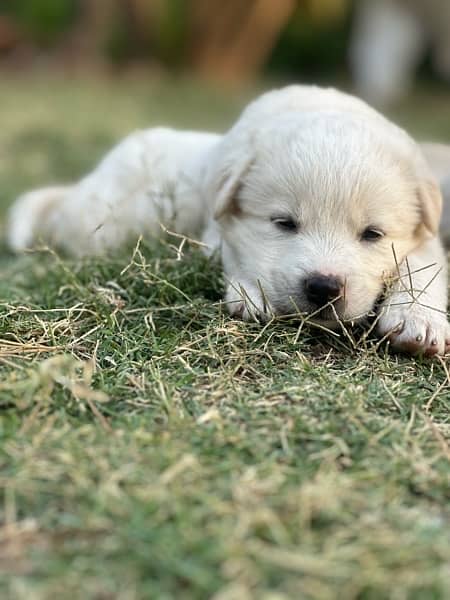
[7,130,160,255]
[8,186,72,252]
[377,237,450,356]
[350,0,425,105]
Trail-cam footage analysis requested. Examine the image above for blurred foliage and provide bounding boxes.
[0,0,77,45]
[0,0,354,76]
[269,4,352,78]
[156,0,188,66]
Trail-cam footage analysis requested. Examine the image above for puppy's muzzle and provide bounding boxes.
[304,274,344,308]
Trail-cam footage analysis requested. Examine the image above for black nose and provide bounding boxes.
[304,274,343,307]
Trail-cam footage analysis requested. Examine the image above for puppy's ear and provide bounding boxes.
[213,169,243,220]
[413,146,443,236]
[213,156,253,220]
[417,179,442,236]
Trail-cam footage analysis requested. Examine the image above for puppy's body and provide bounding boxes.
[8,86,450,355]
[9,129,220,256]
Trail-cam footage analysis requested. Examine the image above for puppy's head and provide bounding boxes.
[207,111,442,325]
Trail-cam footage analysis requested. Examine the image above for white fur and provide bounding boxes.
[7,86,450,355]
[9,128,220,256]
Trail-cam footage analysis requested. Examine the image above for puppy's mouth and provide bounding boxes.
[272,296,346,321]
[310,304,341,321]
[271,294,375,326]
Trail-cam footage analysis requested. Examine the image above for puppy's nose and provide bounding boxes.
[304,274,343,307]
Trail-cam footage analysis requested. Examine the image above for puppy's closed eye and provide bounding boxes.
[360,227,384,242]
[271,216,298,232]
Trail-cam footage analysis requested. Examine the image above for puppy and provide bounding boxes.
[7,86,450,356]
[350,0,450,105]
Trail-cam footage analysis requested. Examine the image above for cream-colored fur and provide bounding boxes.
[8,129,219,256]
[7,86,450,356]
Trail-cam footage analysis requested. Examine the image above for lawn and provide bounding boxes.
[0,75,449,600]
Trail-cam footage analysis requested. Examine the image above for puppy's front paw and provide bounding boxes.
[224,281,272,322]
[378,305,450,356]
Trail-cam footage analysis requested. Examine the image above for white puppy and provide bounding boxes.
[350,0,450,105]
[8,86,450,356]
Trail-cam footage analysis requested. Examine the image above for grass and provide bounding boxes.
[0,75,449,600]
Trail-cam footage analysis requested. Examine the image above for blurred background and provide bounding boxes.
[0,0,450,217]
[2,0,450,100]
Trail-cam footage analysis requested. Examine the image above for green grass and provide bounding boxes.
[0,76,449,600]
